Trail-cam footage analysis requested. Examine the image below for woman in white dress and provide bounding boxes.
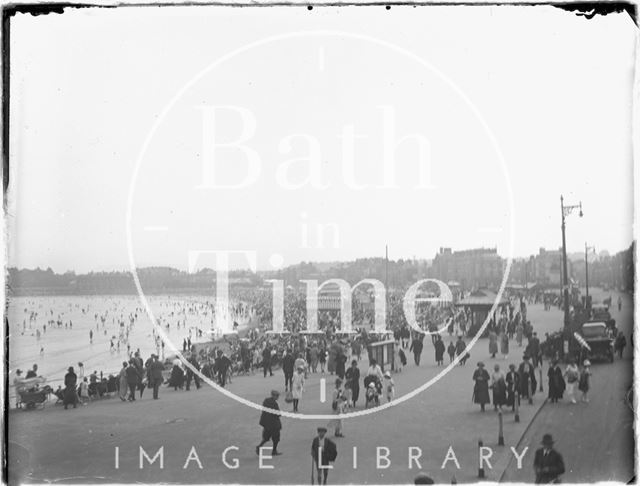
[291,367,305,412]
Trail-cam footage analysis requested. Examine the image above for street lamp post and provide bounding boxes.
[560,196,582,356]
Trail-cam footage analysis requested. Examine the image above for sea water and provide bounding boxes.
[7,295,253,406]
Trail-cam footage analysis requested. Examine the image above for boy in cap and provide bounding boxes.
[311,426,337,485]
[533,434,565,483]
[257,390,282,456]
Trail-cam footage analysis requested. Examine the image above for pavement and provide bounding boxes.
[7,289,634,484]
[501,289,635,483]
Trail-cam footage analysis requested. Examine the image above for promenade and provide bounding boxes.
[8,289,633,484]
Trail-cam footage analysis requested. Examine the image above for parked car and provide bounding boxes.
[578,321,614,363]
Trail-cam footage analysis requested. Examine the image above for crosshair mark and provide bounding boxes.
[320,378,326,403]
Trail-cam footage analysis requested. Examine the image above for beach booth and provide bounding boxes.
[455,289,508,337]
[367,339,395,372]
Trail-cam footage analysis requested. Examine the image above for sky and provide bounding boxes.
[6,5,636,273]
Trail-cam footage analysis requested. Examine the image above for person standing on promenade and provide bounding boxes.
[490,363,506,411]
[118,361,128,401]
[527,332,542,368]
[125,359,140,401]
[410,335,424,366]
[291,366,304,412]
[547,360,565,403]
[434,335,445,366]
[186,352,202,391]
[262,344,273,378]
[578,360,591,403]
[472,362,490,412]
[282,350,295,392]
[563,359,579,404]
[213,350,230,388]
[63,366,78,410]
[311,427,337,485]
[518,355,537,401]
[614,331,627,359]
[335,350,347,380]
[345,360,360,408]
[505,363,520,411]
[500,331,509,359]
[256,390,282,456]
[330,378,346,437]
[533,434,565,483]
[149,354,164,399]
[488,330,498,359]
[455,336,469,366]
[447,341,456,363]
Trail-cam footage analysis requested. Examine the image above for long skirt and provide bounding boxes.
[119,376,128,400]
[500,335,509,355]
[63,386,78,406]
[492,381,507,406]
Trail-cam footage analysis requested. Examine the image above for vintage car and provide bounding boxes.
[578,321,614,363]
[589,304,616,334]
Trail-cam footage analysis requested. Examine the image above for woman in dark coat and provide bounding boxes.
[491,364,507,410]
[335,351,347,380]
[319,343,327,374]
[472,362,491,411]
[345,360,361,406]
[63,366,78,409]
[434,335,445,366]
[505,363,520,410]
[169,363,185,390]
[547,360,565,403]
[518,355,537,399]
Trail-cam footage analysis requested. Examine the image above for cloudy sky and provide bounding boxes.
[7,5,636,272]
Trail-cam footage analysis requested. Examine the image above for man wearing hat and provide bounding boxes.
[257,390,282,456]
[311,426,337,485]
[414,472,435,484]
[533,434,565,483]
[472,362,490,412]
[148,354,165,400]
[518,355,537,401]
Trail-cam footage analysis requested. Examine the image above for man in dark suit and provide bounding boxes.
[311,427,337,485]
[148,354,165,400]
[263,345,273,378]
[213,350,231,388]
[533,434,565,483]
[185,352,202,391]
[256,390,282,456]
[282,350,295,392]
[409,335,424,366]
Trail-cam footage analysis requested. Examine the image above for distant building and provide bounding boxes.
[430,247,504,290]
[531,247,572,287]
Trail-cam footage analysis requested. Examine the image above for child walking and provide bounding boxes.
[383,371,395,403]
[579,360,591,403]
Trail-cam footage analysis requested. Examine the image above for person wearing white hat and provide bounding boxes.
[578,360,591,403]
[563,359,579,404]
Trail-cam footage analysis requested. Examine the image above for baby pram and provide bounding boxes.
[18,385,53,410]
[363,375,382,408]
